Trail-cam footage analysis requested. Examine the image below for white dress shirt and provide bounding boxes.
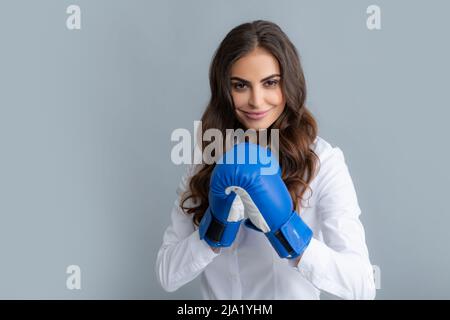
[155,136,376,300]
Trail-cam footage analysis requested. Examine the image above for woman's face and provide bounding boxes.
[230,46,286,130]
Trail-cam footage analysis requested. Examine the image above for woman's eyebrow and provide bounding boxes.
[230,74,281,83]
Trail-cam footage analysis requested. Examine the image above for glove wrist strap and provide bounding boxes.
[266,211,313,259]
[199,207,241,247]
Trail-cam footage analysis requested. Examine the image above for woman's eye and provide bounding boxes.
[265,80,279,87]
[233,83,247,90]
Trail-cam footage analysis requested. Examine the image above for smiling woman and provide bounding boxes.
[156,20,376,300]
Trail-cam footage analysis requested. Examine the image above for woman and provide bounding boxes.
[156,20,376,300]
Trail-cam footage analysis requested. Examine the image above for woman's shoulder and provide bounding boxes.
[308,135,349,192]
[311,136,337,156]
[310,135,344,161]
[295,136,347,207]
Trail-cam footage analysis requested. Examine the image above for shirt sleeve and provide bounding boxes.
[293,147,376,300]
[155,164,221,293]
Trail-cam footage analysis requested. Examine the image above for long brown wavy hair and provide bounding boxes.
[181,20,320,226]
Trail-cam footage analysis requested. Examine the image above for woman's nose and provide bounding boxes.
[248,87,265,109]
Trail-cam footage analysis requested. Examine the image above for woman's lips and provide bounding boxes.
[239,109,271,120]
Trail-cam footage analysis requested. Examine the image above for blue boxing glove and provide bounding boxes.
[198,152,246,248]
[198,140,274,247]
[214,142,312,259]
[199,142,312,258]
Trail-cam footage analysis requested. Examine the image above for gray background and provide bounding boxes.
[0,0,449,299]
